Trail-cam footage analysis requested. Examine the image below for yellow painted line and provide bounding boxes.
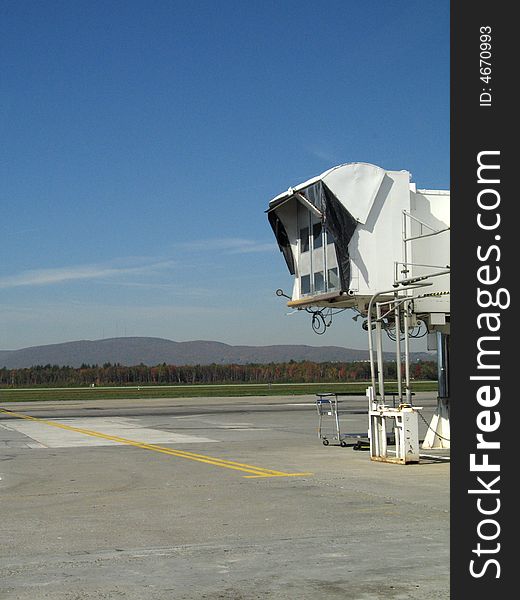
[244,473,314,478]
[0,409,312,479]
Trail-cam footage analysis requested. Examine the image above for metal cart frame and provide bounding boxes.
[315,393,369,448]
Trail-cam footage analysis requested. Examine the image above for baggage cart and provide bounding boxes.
[315,393,368,448]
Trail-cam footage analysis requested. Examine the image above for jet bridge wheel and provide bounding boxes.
[322,439,329,446]
[340,440,348,447]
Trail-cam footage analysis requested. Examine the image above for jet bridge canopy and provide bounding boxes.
[267,162,450,329]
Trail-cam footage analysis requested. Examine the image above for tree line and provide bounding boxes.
[0,360,438,388]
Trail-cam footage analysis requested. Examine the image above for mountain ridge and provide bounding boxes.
[0,337,435,369]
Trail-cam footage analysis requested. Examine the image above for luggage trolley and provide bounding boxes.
[316,393,353,447]
[316,392,373,449]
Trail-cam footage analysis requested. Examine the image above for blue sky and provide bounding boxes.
[0,0,449,351]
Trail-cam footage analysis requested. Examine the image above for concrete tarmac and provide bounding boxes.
[0,393,449,599]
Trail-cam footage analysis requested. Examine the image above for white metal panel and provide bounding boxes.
[347,171,411,293]
[416,189,450,225]
[322,163,390,223]
[409,189,450,316]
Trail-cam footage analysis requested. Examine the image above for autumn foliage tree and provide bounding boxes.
[0,360,437,388]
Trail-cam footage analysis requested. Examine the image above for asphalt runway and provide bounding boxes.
[0,393,449,599]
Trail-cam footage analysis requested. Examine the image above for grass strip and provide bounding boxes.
[0,381,437,402]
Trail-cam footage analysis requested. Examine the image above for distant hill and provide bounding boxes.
[0,337,435,369]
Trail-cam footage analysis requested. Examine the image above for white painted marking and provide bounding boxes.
[27,442,47,449]
[170,415,205,419]
[196,419,270,430]
[1,417,219,448]
[217,427,270,431]
[419,453,451,461]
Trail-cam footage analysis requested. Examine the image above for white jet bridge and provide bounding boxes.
[267,162,450,463]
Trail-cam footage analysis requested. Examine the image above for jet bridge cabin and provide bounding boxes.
[267,162,450,330]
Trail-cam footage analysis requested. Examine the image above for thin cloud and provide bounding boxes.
[178,237,275,254]
[2,227,45,238]
[97,281,212,297]
[0,259,176,289]
[304,145,340,165]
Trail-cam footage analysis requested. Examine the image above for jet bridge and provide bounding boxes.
[267,162,450,460]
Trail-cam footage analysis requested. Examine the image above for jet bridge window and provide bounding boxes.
[313,222,323,249]
[314,271,325,293]
[301,274,311,295]
[300,226,310,253]
[328,267,339,290]
[297,202,339,296]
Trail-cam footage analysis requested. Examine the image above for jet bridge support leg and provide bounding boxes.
[422,332,450,449]
[367,387,421,464]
